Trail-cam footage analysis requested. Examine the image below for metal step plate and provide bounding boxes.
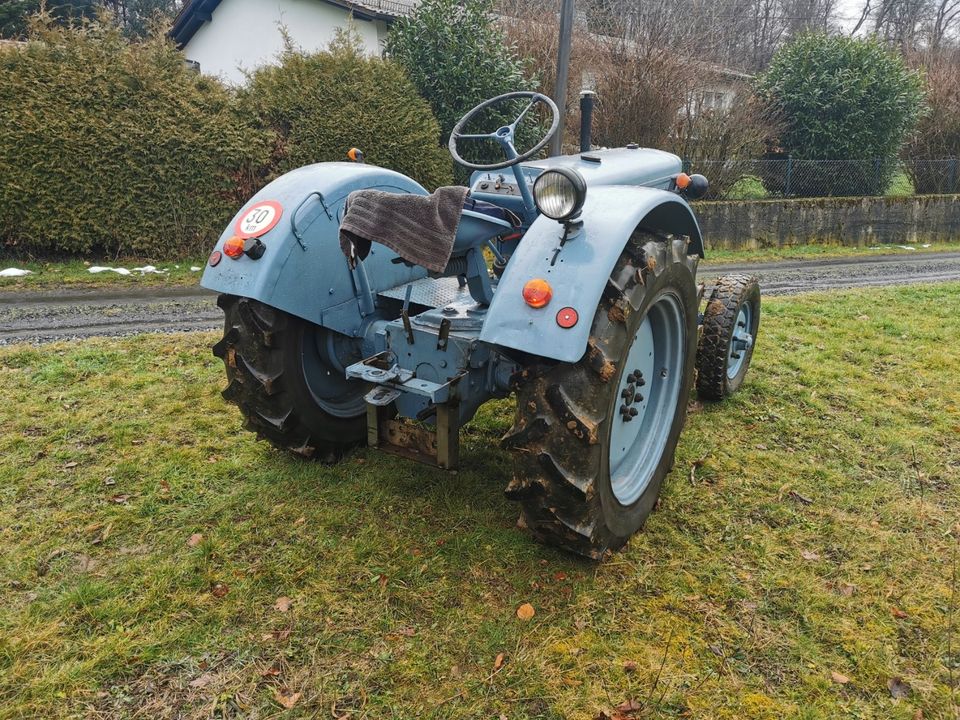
[378,276,471,309]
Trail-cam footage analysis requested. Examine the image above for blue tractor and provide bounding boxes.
[202,92,760,559]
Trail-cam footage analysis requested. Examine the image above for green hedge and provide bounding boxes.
[0,24,452,259]
[0,21,266,257]
[241,33,452,191]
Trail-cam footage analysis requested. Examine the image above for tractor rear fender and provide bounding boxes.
[480,185,704,363]
[200,162,429,333]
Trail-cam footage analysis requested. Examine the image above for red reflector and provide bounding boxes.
[556,307,579,328]
[522,278,553,308]
[208,250,222,267]
[223,236,245,259]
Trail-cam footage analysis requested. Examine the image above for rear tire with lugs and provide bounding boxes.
[213,295,367,461]
[504,234,700,559]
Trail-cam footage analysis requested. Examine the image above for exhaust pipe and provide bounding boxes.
[579,91,596,153]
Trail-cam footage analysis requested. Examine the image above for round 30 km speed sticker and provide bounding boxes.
[234,200,283,239]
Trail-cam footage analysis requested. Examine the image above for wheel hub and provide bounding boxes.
[302,326,366,418]
[726,305,754,379]
[609,293,685,506]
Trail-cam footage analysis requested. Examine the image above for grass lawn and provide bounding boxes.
[1,284,958,719]
[702,241,960,266]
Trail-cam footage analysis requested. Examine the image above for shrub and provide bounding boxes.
[241,31,452,190]
[385,0,534,145]
[500,5,692,151]
[904,50,960,194]
[757,34,925,197]
[669,96,776,198]
[0,17,265,258]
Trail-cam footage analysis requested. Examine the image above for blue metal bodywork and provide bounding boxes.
[480,184,703,363]
[201,163,429,335]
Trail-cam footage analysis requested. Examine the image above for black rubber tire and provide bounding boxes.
[696,275,761,401]
[504,234,700,559]
[212,295,367,461]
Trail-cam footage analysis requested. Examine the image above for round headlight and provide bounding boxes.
[533,168,587,221]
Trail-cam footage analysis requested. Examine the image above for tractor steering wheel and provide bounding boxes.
[448,91,560,171]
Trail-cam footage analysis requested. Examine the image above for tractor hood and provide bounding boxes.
[523,147,682,191]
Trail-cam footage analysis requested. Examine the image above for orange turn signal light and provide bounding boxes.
[223,236,246,259]
[675,173,691,190]
[522,278,553,308]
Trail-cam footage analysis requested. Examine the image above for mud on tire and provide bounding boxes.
[213,295,367,461]
[503,233,700,559]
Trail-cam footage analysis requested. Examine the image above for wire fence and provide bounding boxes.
[686,157,960,201]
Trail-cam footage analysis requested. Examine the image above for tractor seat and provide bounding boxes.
[462,195,521,227]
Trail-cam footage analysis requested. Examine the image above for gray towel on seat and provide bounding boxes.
[339,186,469,274]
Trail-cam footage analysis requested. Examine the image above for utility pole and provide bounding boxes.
[550,0,575,157]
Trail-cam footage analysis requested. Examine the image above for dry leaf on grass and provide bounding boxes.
[210,582,229,598]
[493,653,505,671]
[516,603,535,621]
[188,673,214,689]
[91,522,112,546]
[384,627,417,641]
[274,596,292,612]
[830,671,850,684]
[887,677,910,699]
[623,660,638,673]
[272,688,301,709]
[801,550,821,561]
[187,533,203,547]
[891,607,909,619]
[261,628,293,643]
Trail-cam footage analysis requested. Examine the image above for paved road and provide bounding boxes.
[2,251,959,345]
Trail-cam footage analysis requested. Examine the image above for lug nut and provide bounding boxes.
[635,393,644,403]
[629,407,639,417]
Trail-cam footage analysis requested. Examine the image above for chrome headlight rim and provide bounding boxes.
[533,168,587,222]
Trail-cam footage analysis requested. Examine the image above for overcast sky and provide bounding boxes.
[834,0,865,32]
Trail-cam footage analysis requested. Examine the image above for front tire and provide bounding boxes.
[696,275,761,401]
[504,234,699,559]
[212,295,367,461]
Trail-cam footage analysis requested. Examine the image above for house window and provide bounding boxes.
[700,91,727,111]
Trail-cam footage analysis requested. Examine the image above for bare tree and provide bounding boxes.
[931,0,960,49]
[850,0,960,50]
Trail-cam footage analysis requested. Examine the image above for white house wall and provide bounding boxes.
[183,0,387,84]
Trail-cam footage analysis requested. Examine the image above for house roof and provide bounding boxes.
[170,0,418,48]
